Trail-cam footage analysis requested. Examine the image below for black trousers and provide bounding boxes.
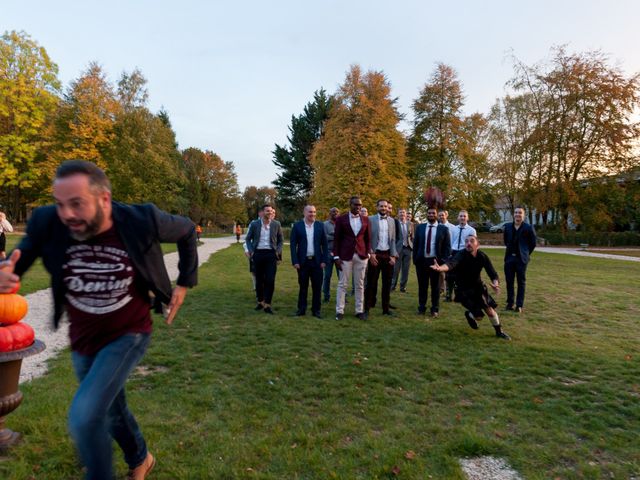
[445,250,462,298]
[504,256,528,308]
[297,258,324,314]
[365,250,394,313]
[415,257,441,313]
[253,249,278,305]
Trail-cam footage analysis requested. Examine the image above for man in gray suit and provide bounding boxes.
[244,204,284,314]
[391,208,413,293]
[365,199,398,316]
[322,207,340,303]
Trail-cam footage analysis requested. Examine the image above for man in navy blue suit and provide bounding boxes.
[503,206,537,313]
[290,205,329,318]
[413,207,451,317]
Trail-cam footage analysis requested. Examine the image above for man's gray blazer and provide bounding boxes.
[368,214,398,257]
[245,219,284,257]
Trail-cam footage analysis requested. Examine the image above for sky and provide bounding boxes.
[3,0,639,190]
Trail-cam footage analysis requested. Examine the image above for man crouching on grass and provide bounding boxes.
[431,235,510,340]
[0,160,198,480]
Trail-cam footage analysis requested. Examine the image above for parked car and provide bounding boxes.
[489,221,509,233]
[470,221,494,233]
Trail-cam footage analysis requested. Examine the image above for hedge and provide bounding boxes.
[539,231,640,247]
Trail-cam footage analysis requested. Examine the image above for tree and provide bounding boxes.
[0,30,60,220]
[242,185,277,223]
[310,65,407,213]
[52,63,121,168]
[508,47,640,230]
[107,70,185,213]
[408,63,494,219]
[407,63,464,214]
[272,89,331,224]
[181,147,244,227]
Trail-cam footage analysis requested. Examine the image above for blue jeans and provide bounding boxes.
[69,333,151,480]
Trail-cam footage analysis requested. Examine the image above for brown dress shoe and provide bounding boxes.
[128,453,156,480]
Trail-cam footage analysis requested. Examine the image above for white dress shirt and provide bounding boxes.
[257,221,272,249]
[452,224,477,250]
[305,221,315,257]
[377,215,390,251]
[350,214,362,236]
[424,222,438,258]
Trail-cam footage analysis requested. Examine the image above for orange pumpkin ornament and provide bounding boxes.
[0,294,29,325]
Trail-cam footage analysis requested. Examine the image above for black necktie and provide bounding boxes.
[426,225,433,255]
[457,226,464,249]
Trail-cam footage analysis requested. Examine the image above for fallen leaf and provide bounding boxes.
[291,443,298,449]
[353,358,362,365]
[494,431,506,439]
[391,465,401,475]
[404,450,416,460]
[455,413,462,421]
[624,355,632,361]
[533,397,544,404]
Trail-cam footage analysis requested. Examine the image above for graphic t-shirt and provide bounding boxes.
[63,226,152,355]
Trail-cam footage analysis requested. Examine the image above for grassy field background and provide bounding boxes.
[1,242,639,479]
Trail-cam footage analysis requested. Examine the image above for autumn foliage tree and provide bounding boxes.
[489,47,640,230]
[310,65,407,213]
[181,147,244,227]
[407,63,494,219]
[0,31,60,220]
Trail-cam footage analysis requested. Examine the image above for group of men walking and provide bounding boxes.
[243,197,537,342]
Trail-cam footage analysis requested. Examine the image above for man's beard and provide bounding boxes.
[67,202,105,241]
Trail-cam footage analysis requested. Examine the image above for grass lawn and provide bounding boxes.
[1,245,639,479]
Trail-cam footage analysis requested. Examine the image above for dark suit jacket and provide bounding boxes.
[290,220,329,267]
[503,222,537,264]
[333,213,370,261]
[412,222,451,264]
[245,219,284,257]
[14,202,198,329]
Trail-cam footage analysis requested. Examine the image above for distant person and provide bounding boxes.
[195,224,203,241]
[244,204,283,314]
[503,206,537,313]
[391,208,413,293]
[0,212,13,260]
[322,207,340,303]
[413,207,450,317]
[290,205,329,318]
[235,224,242,243]
[0,160,198,480]
[445,210,476,301]
[431,235,511,339]
[333,196,370,320]
[438,210,456,296]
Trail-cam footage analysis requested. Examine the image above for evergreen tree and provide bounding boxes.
[272,89,331,223]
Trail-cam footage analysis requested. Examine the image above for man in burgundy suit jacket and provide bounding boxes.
[332,196,371,320]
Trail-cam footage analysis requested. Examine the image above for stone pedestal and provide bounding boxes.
[0,339,45,452]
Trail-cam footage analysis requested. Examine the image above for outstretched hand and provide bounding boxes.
[430,259,440,272]
[0,250,21,293]
[165,285,188,325]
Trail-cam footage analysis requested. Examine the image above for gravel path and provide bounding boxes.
[460,456,523,480]
[19,236,237,384]
[483,245,640,262]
